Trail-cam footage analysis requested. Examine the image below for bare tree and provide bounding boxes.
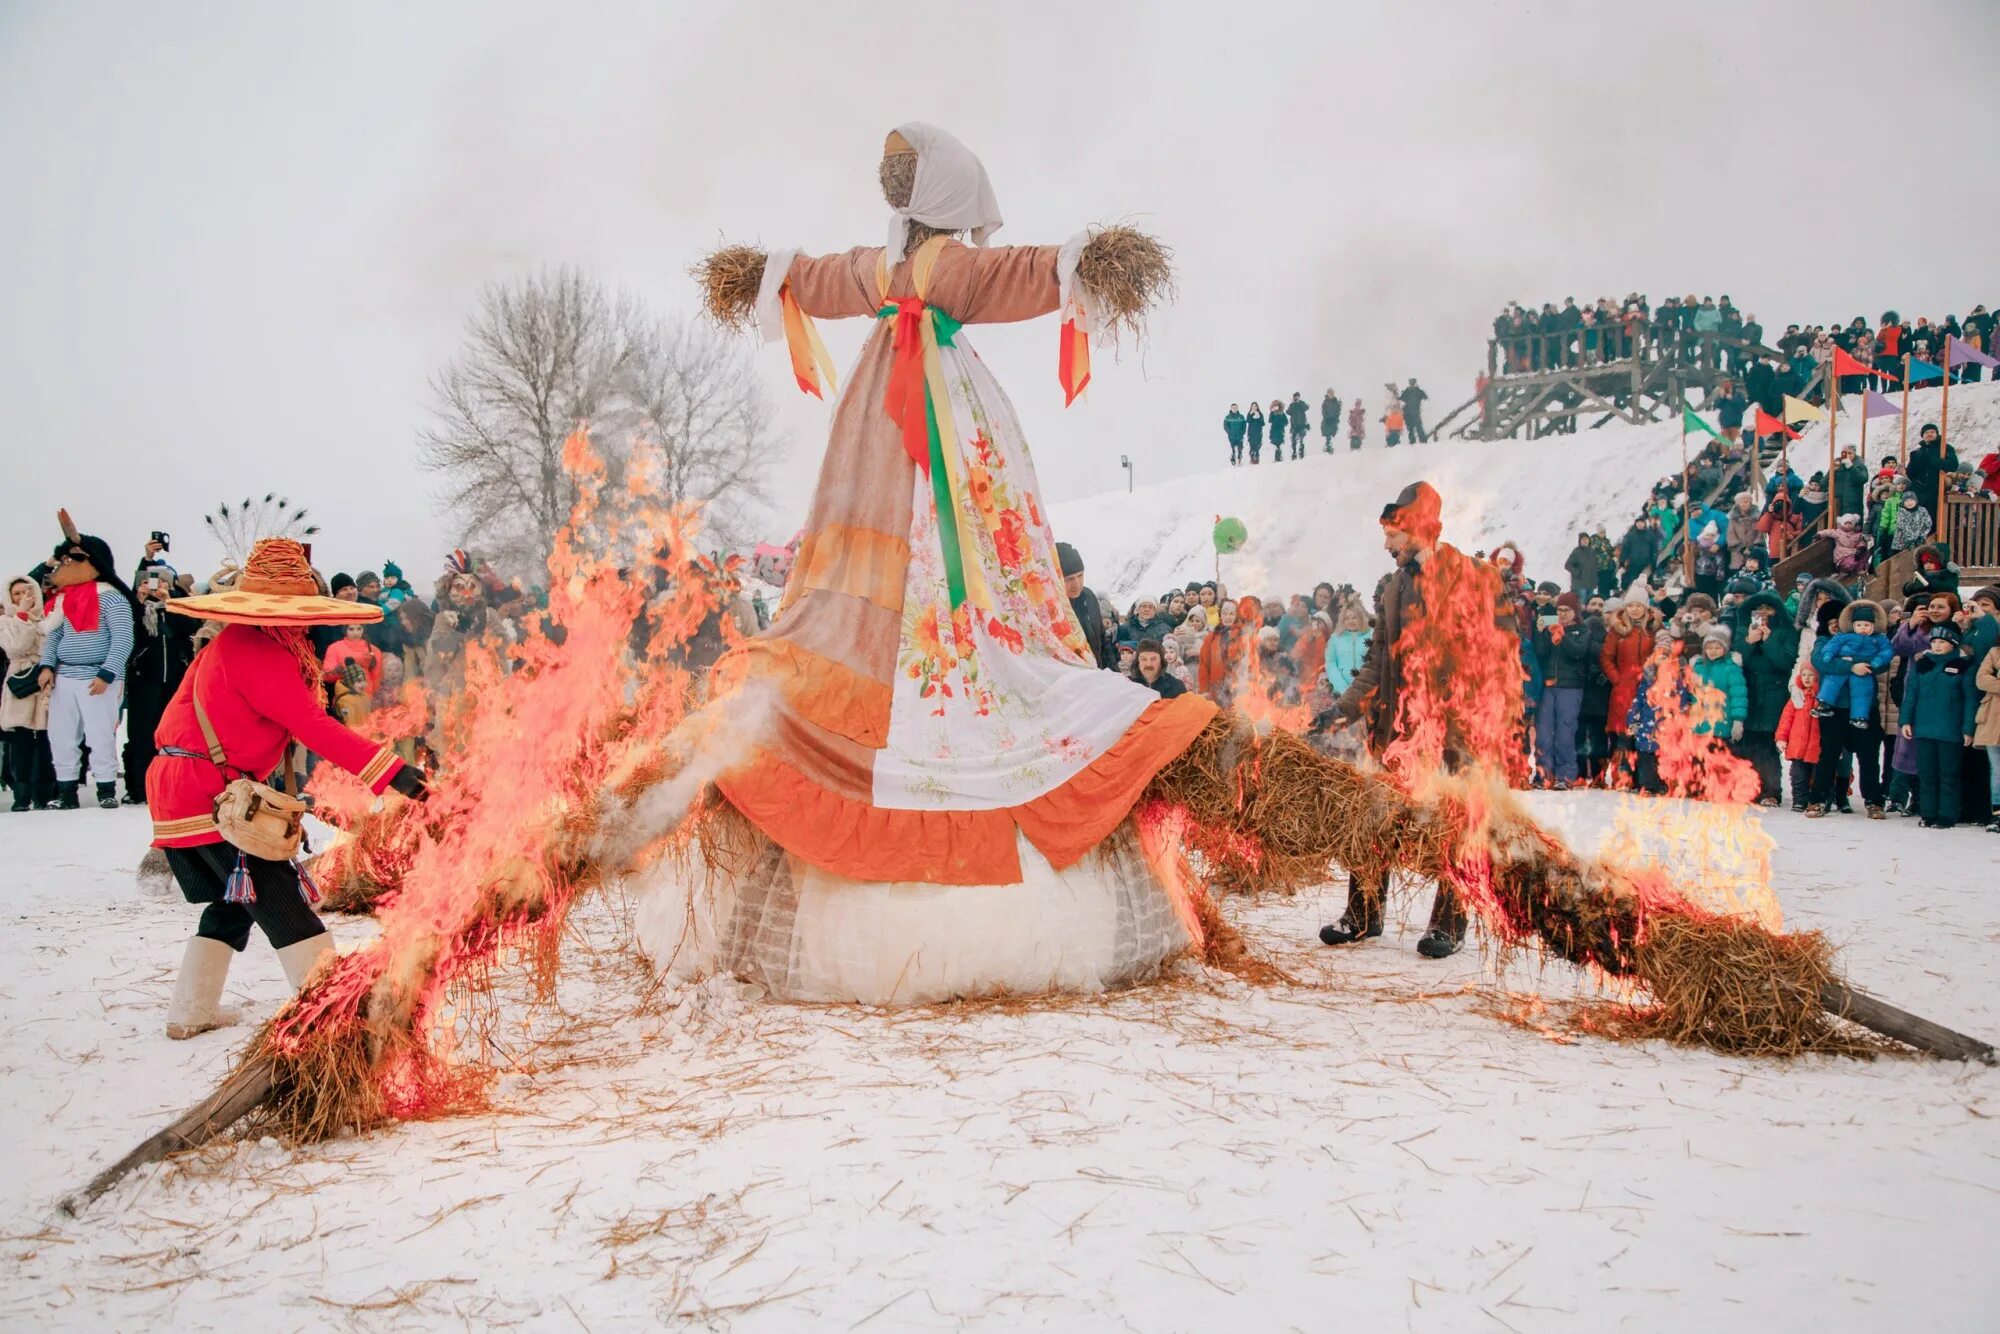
[419,268,641,567]
[617,315,781,551]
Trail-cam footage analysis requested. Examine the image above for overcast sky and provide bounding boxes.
[3,0,1995,583]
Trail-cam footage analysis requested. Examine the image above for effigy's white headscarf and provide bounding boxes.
[887,121,1004,260]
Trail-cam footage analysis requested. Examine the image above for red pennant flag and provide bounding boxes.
[1832,346,1891,382]
[1754,406,1800,440]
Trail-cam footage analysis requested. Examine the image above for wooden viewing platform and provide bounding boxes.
[1451,328,1788,442]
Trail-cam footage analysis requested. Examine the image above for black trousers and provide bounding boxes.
[1810,718,1882,807]
[3,727,56,807]
[1736,730,1782,803]
[1913,738,1963,826]
[165,841,327,952]
[123,679,171,799]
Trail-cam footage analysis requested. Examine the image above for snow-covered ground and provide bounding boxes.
[1052,380,2000,606]
[3,799,1996,1330]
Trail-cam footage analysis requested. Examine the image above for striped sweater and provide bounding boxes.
[38,583,134,684]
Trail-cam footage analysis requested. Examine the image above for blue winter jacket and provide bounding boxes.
[1323,630,1370,694]
[1812,631,1894,683]
[1900,650,1978,741]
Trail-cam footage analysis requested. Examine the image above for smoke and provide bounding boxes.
[587,679,780,873]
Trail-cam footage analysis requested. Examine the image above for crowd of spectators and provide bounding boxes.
[0,526,653,813]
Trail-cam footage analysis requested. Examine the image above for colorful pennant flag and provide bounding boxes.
[1946,336,2000,371]
[1754,406,1800,440]
[1681,408,1727,443]
[1831,346,1881,381]
[1860,390,1903,420]
[1782,394,1827,425]
[1906,357,1945,383]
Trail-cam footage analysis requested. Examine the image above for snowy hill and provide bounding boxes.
[1051,380,2000,606]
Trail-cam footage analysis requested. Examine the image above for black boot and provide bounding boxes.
[1415,890,1467,959]
[1318,877,1384,945]
[55,780,80,810]
[96,782,119,810]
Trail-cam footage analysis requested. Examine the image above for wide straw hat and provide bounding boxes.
[168,538,382,627]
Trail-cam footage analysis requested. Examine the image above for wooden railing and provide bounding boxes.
[1945,495,2000,573]
[1487,327,1783,381]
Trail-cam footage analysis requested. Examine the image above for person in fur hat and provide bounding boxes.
[1812,600,1892,722]
[1735,589,1794,805]
[1900,543,1962,599]
[1804,600,1892,817]
[147,538,431,1040]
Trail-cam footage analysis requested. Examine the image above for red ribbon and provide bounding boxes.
[881,297,932,472]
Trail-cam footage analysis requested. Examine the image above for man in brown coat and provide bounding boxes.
[1319,481,1527,959]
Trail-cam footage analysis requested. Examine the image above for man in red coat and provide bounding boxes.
[150,538,428,1040]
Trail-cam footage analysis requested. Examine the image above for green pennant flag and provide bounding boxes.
[1681,408,1727,443]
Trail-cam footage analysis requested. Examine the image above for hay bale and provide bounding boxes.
[1631,913,1865,1056]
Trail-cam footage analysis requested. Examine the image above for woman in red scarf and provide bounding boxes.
[150,539,430,1040]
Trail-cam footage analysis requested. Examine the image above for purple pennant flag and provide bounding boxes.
[1860,390,1902,419]
[1946,335,2000,370]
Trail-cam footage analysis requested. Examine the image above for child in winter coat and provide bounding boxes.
[1245,405,1265,464]
[1829,513,1871,578]
[1900,621,1979,827]
[1774,664,1824,811]
[1890,492,1932,554]
[1688,625,1748,743]
[1382,405,1405,447]
[1811,600,1892,721]
[1347,401,1366,451]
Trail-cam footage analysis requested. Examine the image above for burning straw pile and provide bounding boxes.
[1145,712,1860,1057]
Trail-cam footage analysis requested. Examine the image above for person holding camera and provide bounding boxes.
[124,556,195,803]
[2,572,59,810]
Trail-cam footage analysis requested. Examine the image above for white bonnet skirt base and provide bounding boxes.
[631,827,1190,1006]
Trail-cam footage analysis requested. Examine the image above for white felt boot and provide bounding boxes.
[276,934,337,991]
[165,937,239,1040]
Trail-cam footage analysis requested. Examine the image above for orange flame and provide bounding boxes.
[270,426,731,1119]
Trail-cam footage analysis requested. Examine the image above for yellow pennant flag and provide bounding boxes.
[1782,394,1827,425]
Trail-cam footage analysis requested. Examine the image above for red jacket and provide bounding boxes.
[1599,626,1649,736]
[148,624,402,848]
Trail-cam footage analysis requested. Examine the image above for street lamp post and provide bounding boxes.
[1120,454,1133,493]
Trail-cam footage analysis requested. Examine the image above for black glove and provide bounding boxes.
[389,766,430,801]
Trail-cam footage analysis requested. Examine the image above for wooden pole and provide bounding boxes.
[1900,355,1911,465]
[1827,371,1838,491]
[1680,413,1693,580]
[1938,336,1953,526]
[1821,981,1997,1064]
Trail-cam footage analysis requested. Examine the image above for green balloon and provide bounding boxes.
[1212,516,1247,555]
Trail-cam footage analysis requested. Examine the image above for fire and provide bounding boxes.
[1602,641,1780,930]
[268,426,731,1123]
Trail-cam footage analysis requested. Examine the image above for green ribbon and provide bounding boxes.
[878,304,968,610]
